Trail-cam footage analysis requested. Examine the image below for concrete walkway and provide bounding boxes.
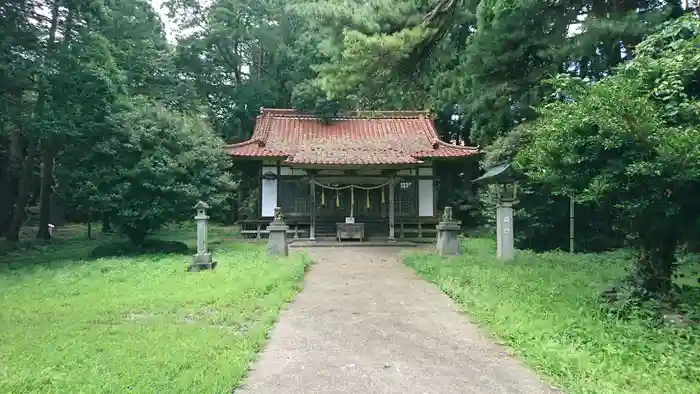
[237,247,558,394]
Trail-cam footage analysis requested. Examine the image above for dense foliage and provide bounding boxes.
[1,4,699,394]
[517,15,700,299]
[1,0,698,298]
[0,0,225,244]
[60,99,234,244]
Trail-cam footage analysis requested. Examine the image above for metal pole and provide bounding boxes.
[569,196,574,253]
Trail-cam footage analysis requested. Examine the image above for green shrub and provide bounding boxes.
[90,239,189,259]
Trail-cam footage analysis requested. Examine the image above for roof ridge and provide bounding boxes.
[225,109,480,163]
[415,117,480,153]
[260,107,431,119]
[256,108,275,142]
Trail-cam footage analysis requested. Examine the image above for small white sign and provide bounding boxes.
[345,217,355,224]
[504,228,510,234]
[504,217,510,223]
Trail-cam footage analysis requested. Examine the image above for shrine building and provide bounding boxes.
[226,108,479,241]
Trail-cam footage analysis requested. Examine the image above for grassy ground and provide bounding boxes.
[404,238,700,394]
[0,224,310,393]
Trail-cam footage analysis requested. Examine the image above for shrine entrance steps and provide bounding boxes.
[289,239,418,248]
[314,218,389,239]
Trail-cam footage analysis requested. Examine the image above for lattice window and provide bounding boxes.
[278,180,309,214]
[395,181,416,215]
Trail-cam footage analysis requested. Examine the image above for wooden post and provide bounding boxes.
[388,178,396,242]
[569,196,574,253]
[350,186,354,218]
[310,178,316,241]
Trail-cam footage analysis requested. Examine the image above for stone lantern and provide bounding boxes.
[188,201,217,272]
[473,162,521,261]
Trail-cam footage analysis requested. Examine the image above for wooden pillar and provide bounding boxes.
[350,186,354,218]
[276,160,281,205]
[388,178,396,242]
[309,177,316,241]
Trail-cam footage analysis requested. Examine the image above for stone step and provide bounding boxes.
[289,240,418,248]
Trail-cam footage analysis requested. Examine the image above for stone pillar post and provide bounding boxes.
[388,179,396,242]
[267,207,289,256]
[496,202,515,261]
[436,206,461,256]
[188,201,216,272]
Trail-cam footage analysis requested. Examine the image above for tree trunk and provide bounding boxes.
[125,227,147,246]
[6,3,60,243]
[37,5,74,240]
[670,0,684,18]
[0,177,12,236]
[102,213,112,233]
[0,151,13,236]
[1,122,25,236]
[6,135,38,242]
[36,143,57,239]
[635,236,678,299]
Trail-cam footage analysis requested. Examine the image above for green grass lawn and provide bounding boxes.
[0,225,310,393]
[405,238,700,394]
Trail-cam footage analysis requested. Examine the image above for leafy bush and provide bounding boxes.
[61,98,235,245]
[89,239,189,259]
[478,126,625,252]
[517,15,700,298]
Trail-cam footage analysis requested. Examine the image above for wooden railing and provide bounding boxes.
[395,218,440,240]
[238,217,442,241]
[238,219,310,240]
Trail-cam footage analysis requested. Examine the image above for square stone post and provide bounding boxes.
[471,162,519,262]
[267,207,289,256]
[496,202,515,261]
[188,201,216,272]
[388,178,396,242]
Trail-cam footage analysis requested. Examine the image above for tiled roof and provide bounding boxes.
[224,108,479,165]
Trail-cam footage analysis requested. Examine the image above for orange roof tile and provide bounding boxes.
[224,108,479,165]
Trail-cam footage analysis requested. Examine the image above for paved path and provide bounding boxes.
[237,247,558,394]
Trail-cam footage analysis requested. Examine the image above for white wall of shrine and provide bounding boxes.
[261,165,278,217]
[418,167,434,217]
